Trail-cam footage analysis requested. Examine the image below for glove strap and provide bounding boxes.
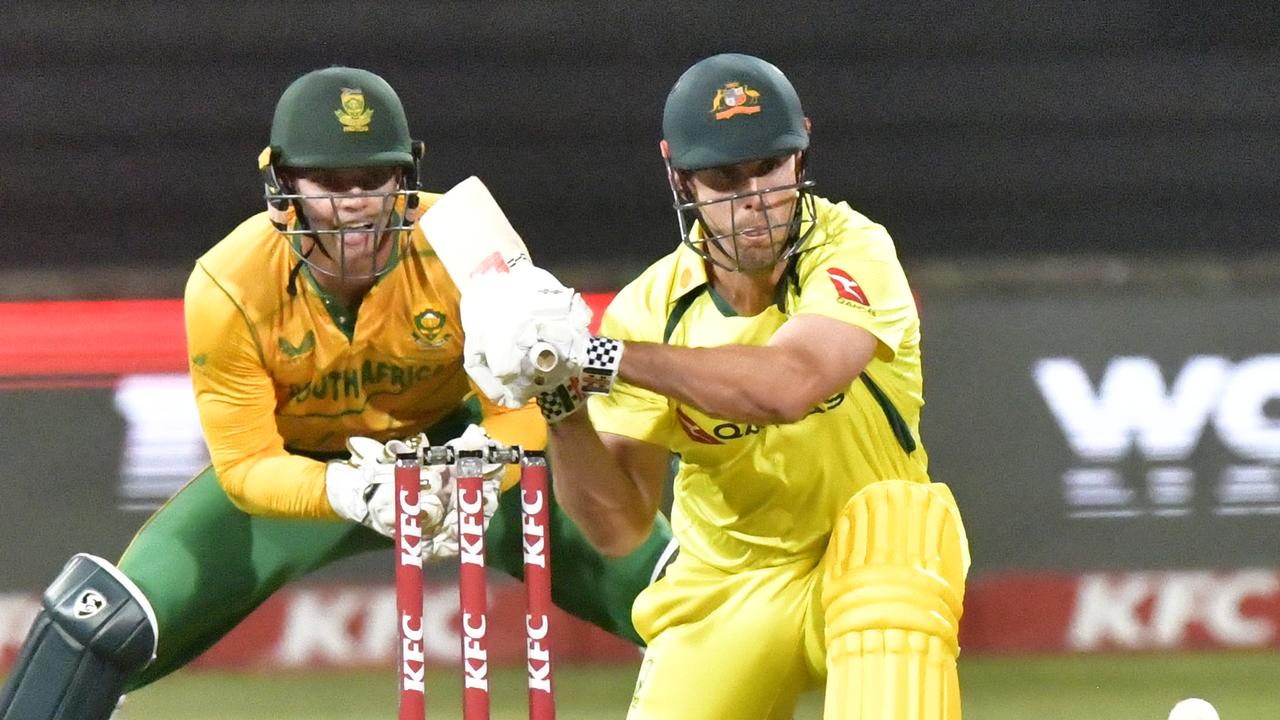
[580,336,623,395]
[537,377,586,424]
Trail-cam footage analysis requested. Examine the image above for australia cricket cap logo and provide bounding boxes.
[73,589,107,619]
[335,87,373,132]
[711,82,762,120]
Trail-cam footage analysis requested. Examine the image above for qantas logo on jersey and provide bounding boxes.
[675,407,722,444]
[825,268,870,306]
[676,393,846,443]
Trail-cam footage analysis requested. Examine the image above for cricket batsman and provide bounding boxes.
[0,66,673,720]
[462,53,971,718]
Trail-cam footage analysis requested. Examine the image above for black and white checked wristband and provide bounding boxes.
[580,336,623,395]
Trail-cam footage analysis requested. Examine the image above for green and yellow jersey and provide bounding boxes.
[590,195,928,572]
[185,192,543,519]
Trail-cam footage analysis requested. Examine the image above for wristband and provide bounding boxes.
[580,336,623,395]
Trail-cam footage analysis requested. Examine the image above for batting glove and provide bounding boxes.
[534,334,627,423]
[461,265,591,408]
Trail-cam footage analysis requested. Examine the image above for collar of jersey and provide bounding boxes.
[288,228,404,340]
[669,234,712,304]
[670,225,802,318]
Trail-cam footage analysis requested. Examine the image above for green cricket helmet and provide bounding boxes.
[259,66,425,288]
[661,53,816,272]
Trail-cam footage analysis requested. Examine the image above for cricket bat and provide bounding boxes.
[418,176,559,375]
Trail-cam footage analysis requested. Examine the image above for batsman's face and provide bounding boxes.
[290,167,402,278]
[685,154,803,272]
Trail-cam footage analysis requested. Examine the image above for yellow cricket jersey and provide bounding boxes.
[185,192,544,519]
[589,195,929,572]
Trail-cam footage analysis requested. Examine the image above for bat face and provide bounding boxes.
[418,176,567,385]
[417,176,532,287]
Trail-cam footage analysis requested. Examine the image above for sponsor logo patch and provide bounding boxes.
[826,267,870,306]
[73,590,106,619]
[279,331,316,358]
[676,407,722,444]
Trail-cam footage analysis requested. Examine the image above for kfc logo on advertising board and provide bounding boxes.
[1034,355,1280,519]
[1068,570,1280,651]
[961,570,1280,653]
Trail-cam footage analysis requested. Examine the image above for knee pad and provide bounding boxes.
[0,554,158,720]
[822,481,969,720]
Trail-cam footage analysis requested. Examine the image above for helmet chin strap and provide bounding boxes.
[286,244,313,297]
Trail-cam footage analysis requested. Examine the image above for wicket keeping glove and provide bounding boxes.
[460,265,591,408]
[325,433,449,539]
[421,424,505,560]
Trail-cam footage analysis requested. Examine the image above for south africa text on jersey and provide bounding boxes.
[286,361,450,403]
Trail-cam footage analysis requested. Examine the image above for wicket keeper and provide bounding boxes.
[463,53,971,719]
[0,66,673,720]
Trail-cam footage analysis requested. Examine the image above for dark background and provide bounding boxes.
[7,2,1280,289]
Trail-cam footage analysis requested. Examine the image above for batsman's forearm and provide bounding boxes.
[618,341,814,424]
[546,413,655,558]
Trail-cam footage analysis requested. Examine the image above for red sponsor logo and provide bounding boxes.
[675,407,722,445]
[521,489,547,568]
[457,484,486,567]
[960,570,1280,653]
[461,611,489,691]
[526,614,552,693]
[400,613,425,693]
[826,268,869,306]
[1066,571,1278,651]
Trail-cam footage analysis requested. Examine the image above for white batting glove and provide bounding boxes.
[535,335,627,423]
[421,424,505,560]
[325,433,449,539]
[461,265,591,408]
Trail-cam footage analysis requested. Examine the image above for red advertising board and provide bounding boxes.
[0,580,637,671]
[7,569,1280,672]
[0,295,616,386]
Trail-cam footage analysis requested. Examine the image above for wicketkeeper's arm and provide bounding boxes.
[186,266,336,519]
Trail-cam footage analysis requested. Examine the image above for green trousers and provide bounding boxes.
[118,452,671,691]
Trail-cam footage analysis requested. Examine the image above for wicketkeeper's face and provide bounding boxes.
[286,167,405,280]
[683,153,805,272]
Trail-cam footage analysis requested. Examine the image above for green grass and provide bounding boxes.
[962,651,1278,719]
[10,651,1279,718]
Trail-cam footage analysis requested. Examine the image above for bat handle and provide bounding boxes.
[529,342,560,385]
